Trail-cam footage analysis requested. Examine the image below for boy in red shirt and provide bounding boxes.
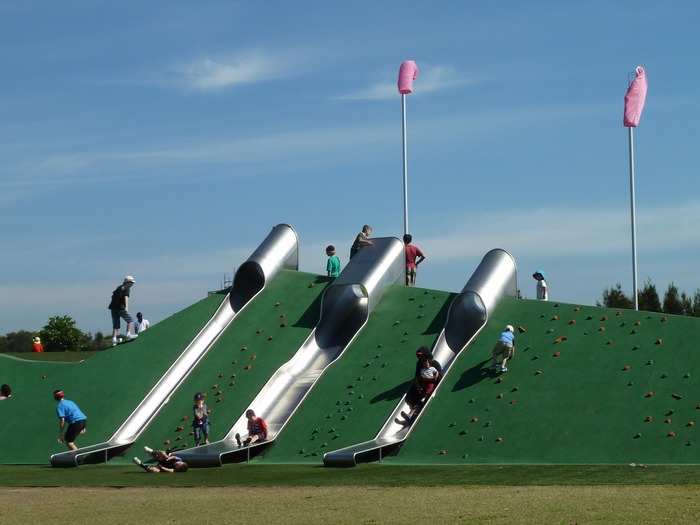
[32,336,44,353]
[235,409,268,447]
[403,234,426,287]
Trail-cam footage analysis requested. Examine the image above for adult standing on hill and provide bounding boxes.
[350,225,373,259]
[109,275,137,346]
[54,390,87,451]
[403,234,426,287]
[533,270,548,301]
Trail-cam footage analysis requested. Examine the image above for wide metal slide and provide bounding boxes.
[50,224,299,467]
[323,249,517,467]
[176,237,405,467]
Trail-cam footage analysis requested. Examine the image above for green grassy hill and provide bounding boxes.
[392,297,700,464]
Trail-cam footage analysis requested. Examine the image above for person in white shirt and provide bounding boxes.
[135,312,151,333]
[533,270,548,301]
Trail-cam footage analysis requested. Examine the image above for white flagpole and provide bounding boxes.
[628,126,639,310]
[401,93,409,236]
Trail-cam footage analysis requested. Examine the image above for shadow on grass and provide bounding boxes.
[421,294,457,335]
[370,380,412,403]
[292,280,327,329]
[452,359,491,392]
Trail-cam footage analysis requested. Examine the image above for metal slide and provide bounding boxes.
[50,224,299,467]
[176,237,405,467]
[323,249,517,467]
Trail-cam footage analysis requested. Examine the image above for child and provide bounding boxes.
[492,325,516,373]
[326,245,341,279]
[403,234,426,287]
[235,409,268,447]
[53,390,87,450]
[350,225,373,259]
[533,270,548,301]
[133,447,188,473]
[0,384,11,400]
[192,392,210,446]
[32,336,44,353]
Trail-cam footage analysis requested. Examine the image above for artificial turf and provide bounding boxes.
[0,464,699,487]
[0,351,99,363]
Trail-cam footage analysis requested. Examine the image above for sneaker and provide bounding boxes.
[400,411,411,420]
[112,338,118,347]
[235,433,242,447]
[501,366,508,373]
[126,333,138,341]
[144,446,154,455]
[132,457,148,471]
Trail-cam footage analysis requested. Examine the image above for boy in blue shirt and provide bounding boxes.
[54,390,87,450]
[492,325,516,373]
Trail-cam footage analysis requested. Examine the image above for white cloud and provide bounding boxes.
[336,65,474,101]
[174,51,293,91]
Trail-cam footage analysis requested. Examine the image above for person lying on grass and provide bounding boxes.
[235,409,268,447]
[133,446,188,473]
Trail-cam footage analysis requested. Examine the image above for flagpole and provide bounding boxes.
[628,126,639,310]
[401,93,409,236]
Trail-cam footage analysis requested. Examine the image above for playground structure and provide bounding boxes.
[1,225,698,468]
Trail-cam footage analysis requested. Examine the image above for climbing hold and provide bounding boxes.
[409,297,415,302]
[686,441,693,447]
[299,449,306,454]
[553,336,567,344]
[616,311,622,317]
[484,421,492,427]
[601,315,608,321]
[381,362,387,368]
[393,321,401,326]
[321,442,328,448]
[633,433,642,439]
[240,346,247,351]
[325,414,332,419]
[175,436,182,441]
[347,384,354,389]
[568,319,576,325]
[448,422,456,428]
[308,282,315,288]
[230,374,236,378]
[598,326,606,332]
[517,326,527,333]
[217,390,222,396]
[495,437,503,443]
[340,415,347,421]
[218,373,224,378]
[630,329,637,335]
[348,391,355,396]
[232,360,238,365]
[531,355,539,360]
[632,345,639,350]
[267,336,273,341]
[229,381,235,387]
[280,323,287,328]
[41,375,47,380]
[687,421,695,427]
[510,400,517,405]
[438,449,448,455]
[646,359,654,365]
[182,415,189,421]
[606,340,613,346]
[364,362,371,368]
[175,426,184,432]
[163,439,171,446]
[619,321,626,327]
[496,393,504,399]
[244,364,252,370]
[468,398,475,404]
[495,377,503,384]
[634,320,641,326]
[661,373,668,379]
[586,315,593,320]
[655,338,663,345]
[216,398,222,403]
[478,436,485,442]
[667,431,677,438]
[470,417,479,423]
[551,315,559,321]
[666,410,674,416]
[189,431,194,436]
[344,401,351,406]
[256,329,262,334]
[358,394,364,399]
[622,365,631,371]
[459,430,468,436]
[212,384,219,389]
[661,317,667,323]
[372,376,378,381]
[535,370,544,375]
[553,351,561,358]
[540,314,546,319]
[644,391,655,398]
[644,416,653,423]
[274,301,281,307]
[511,387,519,392]
[376,344,382,349]
[546,328,554,334]
[329,427,336,433]
[664,418,672,424]
[403,331,409,336]
[347,407,353,412]
[684,373,691,378]
[672,393,683,400]
[627,381,634,386]
[574,306,581,312]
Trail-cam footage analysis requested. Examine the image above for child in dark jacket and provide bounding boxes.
[192,392,210,446]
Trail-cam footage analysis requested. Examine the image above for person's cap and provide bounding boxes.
[532,270,544,279]
[53,390,65,400]
[415,346,431,357]
[505,325,514,332]
[124,275,136,283]
[194,392,204,401]
[33,336,41,343]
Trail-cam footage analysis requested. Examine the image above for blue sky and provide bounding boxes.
[2,1,700,334]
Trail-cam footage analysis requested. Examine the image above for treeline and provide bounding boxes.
[601,280,700,316]
[0,315,111,353]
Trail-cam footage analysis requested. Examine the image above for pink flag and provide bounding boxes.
[398,60,419,95]
[623,66,648,127]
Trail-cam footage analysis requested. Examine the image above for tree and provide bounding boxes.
[601,284,633,309]
[680,292,693,316]
[0,331,35,353]
[638,279,662,313]
[39,316,88,352]
[662,283,684,315]
[691,290,700,317]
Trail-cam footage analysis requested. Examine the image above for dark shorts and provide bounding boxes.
[65,420,86,442]
[111,309,133,330]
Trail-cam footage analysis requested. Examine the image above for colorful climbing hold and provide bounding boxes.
[644,391,655,398]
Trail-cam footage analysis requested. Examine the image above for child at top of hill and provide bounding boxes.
[403,234,426,287]
[533,270,548,301]
[326,245,341,279]
[492,325,516,373]
[235,409,268,447]
[32,336,44,353]
[133,447,189,473]
[192,392,210,446]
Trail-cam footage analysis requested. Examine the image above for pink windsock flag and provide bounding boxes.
[398,60,419,95]
[623,66,648,127]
